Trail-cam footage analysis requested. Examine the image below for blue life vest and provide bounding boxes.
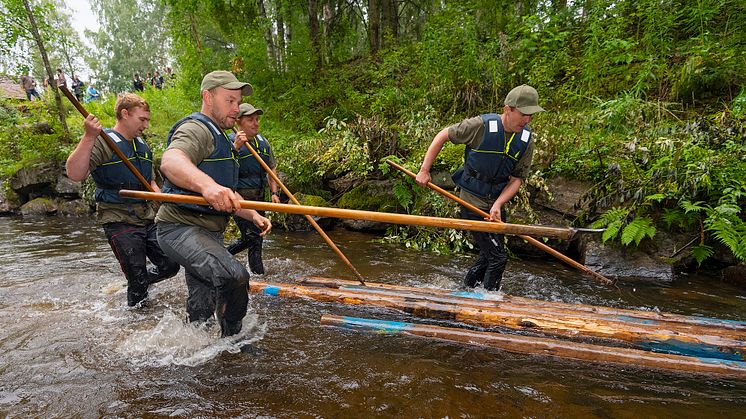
[228,133,273,190]
[452,113,532,201]
[90,129,153,204]
[161,112,239,215]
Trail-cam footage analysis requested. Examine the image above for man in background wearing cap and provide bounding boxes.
[415,84,545,292]
[156,70,272,337]
[226,103,280,275]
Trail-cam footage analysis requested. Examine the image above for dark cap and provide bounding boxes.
[200,70,253,96]
[238,103,263,118]
[504,84,545,115]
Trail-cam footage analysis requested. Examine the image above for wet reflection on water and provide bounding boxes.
[0,216,745,417]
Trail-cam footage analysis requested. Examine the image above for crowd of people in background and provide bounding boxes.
[133,67,174,92]
[17,66,175,103]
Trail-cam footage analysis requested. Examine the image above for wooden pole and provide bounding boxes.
[59,85,153,192]
[250,281,746,362]
[301,276,746,333]
[235,129,365,284]
[320,315,746,378]
[119,190,576,239]
[386,160,613,286]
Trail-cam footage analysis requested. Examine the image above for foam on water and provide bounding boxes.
[116,311,267,367]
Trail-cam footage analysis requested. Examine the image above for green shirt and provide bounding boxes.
[155,120,232,232]
[447,116,534,210]
[89,133,157,226]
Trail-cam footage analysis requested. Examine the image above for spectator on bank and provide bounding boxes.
[56,68,67,88]
[86,83,101,103]
[152,70,164,89]
[20,72,42,101]
[133,73,144,92]
[71,74,85,101]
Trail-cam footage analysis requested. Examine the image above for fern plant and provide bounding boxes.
[591,206,657,246]
[681,181,746,264]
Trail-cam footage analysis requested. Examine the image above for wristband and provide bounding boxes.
[271,191,280,196]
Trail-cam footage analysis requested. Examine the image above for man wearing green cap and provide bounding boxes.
[226,103,280,275]
[155,70,272,337]
[415,84,545,292]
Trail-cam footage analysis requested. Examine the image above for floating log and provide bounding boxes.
[250,281,746,362]
[320,314,746,378]
[300,276,746,333]
[119,190,574,239]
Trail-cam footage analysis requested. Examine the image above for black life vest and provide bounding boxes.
[228,133,272,190]
[452,113,532,201]
[161,112,239,215]
[90,129,153,204]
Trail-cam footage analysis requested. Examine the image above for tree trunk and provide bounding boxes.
[322,1,334,64]
[257,0,277,71]
[381,0,397,47]
[189,12,203,51]
[22,0,69,139]
[277,10,286,72]
[308,0,322,69]
[368,0,379,54]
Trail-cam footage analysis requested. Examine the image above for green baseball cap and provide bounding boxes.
[200,70,253,96]
[504,84,545,115]
[238,103,263,118]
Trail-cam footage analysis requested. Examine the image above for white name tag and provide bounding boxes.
[521,130,530,143]
[488,120,498,133]
[109,132,122,143]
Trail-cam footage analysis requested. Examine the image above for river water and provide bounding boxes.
[1,216,745,417]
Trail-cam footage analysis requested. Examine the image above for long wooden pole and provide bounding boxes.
[386,160,613,286]
[236,131,365,285]
[250,281,746,362]
[320,315,746,378]
[59,85,153,192]
[119,190,575,239]
[301,276,746,333]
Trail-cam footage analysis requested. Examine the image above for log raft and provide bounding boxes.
[301,276,746,332]
[320,315,746,378]
[250,280,746,362]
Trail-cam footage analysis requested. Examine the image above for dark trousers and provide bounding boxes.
[25,89,41,101]
[226,214,264,274]
[461,207,508,291]
[157,222,250,337]
[103,222,180,306]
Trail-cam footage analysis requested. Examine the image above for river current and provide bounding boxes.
[0,216,744,417]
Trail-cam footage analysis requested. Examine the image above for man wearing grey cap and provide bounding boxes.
[226,103,280,274]
[156,70,272,337]
[415,84,545,292]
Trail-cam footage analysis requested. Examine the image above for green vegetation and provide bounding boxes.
[1,0,744,264]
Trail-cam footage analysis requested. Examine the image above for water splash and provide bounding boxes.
[117,311,266,367]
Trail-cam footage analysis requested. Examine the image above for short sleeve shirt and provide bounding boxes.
[155,120,231,232]
[447,115,535,210]
[89,132,157,226]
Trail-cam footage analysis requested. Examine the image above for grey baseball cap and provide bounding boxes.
[238,103,263,118]
[504,84,545,115]
[200,70,253,96]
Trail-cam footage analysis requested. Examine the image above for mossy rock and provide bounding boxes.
[0,180,22,213]
[20,197,58,217]
[336,180,401,212]
[273,193,334,231]
[59,199,93,216]
[298,193,330,207]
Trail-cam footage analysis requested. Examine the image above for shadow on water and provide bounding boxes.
[0,217,745,417]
